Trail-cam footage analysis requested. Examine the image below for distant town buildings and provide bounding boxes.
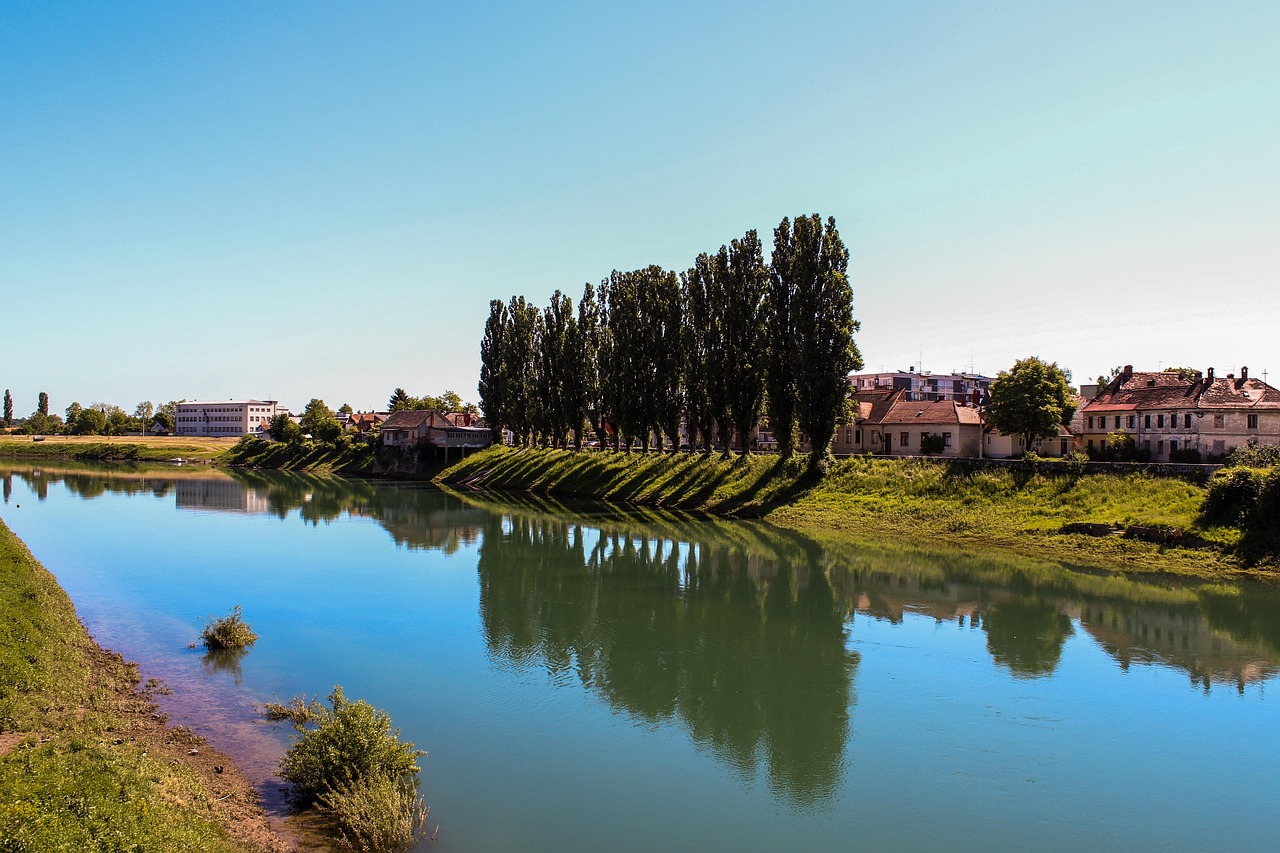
[175,400,282,437]
[848,368,994,406]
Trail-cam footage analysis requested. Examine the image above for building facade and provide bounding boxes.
[1080,366,1280,461]
[849,368,994,406]
[175,400,280,437]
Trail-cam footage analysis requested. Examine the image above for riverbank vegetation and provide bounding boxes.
[200,605,259,651]
[0,434,232,462]
[0,520,286,851]
[264,686,431,852]
[440,446,1274,577]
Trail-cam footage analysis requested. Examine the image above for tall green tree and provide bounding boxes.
[300,399,342,442]
[765,221,800,459]
[681,256,720,452]
[37,392,48,416]
[986,356,1077,450]
[780,215,862,468]
[722,230,770,455]
[641,266,685,451]
[566,283,600,449]
[478,299,510,444]
[134,401,154,422]
[2,389,12,425]
[505,295,541,447]
[388,388,411,412]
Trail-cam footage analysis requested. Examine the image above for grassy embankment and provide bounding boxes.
[0,519,285,852]
[439,446,1263,579]
[0,434,233,463]
[219,437,376,474]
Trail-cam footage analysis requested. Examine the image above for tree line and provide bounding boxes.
[1,391,181,437]
[478,214,862,468]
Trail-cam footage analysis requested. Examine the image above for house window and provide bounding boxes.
[855,429,862,444]
[1184,413,1192,429]
[943,432,952,447]
[1088,416,1094,429]
[1114,416,1121,429]
[1213,440,1226,454]
[900,432,909,448]
[1248,414,1259,429]
[1170,440,1178,452]
[1158,440,1165,455]
[1214,413,1225,428]
[1157,414,1165,428]
[1127,415,1135,429]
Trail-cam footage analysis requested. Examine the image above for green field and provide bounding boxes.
[439,447,1260,579]
[0,434,235,463]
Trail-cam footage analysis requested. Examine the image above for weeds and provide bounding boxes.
[319,773,434,853]
[200,604,259,650]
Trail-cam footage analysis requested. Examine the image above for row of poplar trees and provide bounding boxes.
[478,214,863,467]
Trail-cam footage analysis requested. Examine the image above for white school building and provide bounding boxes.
[175,400,281,437]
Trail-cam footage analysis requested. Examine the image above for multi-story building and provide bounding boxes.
[175,400,280,437]
[1080,366,1280,461]
[849,368,993,406]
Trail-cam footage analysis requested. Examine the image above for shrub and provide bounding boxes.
[276,686,426,808]
[200,604,259,650]
[318,773,432,853]
[1226,440,1280,468]
[1168,448,1202,464]
[919,433,945,455]
[1200,467,1264,526]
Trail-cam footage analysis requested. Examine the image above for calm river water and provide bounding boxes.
[2,462,1278,851]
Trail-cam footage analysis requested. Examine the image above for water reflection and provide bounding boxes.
[476,509,856,806]
[5,462,1279,701]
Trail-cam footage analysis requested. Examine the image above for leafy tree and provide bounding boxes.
[773,215,862,467]
[134,401,154,421]
[388,388,410,412]
[765,224,799,459]
[268,412,295,442]
[64,402,83,429]
[478,298,510,444]
[986,356,1077,451]
[154,401,179,433]
[70,407,107,435]
[681,254,722,452]
[539,290,576,447]
[20,412,62,435]
[106,409,132,435]
[2,389,11,426]
[577,282,609,447]
[300,399,342,442]
[505,296,541,446]
[722,230,770,456]
[338,402,354,414]
[37,392,49,416]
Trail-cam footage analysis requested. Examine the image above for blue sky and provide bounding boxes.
[3,1,1277,415]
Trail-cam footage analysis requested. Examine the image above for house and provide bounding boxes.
[1081,365,1280,461]
[380,410,492,454]
[175,400,280,437]
[347,412,388,436]
[852,388,983,457]
[983,424,1073,459]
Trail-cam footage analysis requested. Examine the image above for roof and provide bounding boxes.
[856,388,982,427]
[381,409,438,430]
[1083,369,1280,413]
[177,400,276,407]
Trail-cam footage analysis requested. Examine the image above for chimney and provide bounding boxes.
[1122,365,1133,380]
[1241,366,1248,380]
[1207,367,1215,381]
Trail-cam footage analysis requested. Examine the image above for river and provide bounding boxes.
[1,462,1277,851]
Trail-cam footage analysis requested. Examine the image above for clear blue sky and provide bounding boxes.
[3,1,1277,415]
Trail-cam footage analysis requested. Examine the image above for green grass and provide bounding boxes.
[0,435,232,463]
[0,519,248,852]
[219,437,376,473]
[440,447,1259,579]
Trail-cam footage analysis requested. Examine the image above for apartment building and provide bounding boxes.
[175,400,280,437]
[849,368,993,406]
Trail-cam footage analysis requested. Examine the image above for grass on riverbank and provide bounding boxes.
[0,435,233,463]
[440,446,1256,578]
[0,520,284,851]
[220,436,376,473]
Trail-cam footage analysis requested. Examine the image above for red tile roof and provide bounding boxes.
[1084,370,1280,413]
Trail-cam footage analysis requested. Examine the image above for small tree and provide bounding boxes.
[37,392,49,416]
[986,357,1076,451]
[300,399,342,442]
[3,389,12,425]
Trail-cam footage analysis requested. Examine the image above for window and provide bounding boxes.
[1127,415,1136,429]
[900,432,909,447]
[871,431,879,445]
[1157,414,1165,428]
[1248,414,1259,429]
[1114,416,1121,429]
[1170,440,1178,452]
[943,432,952,447]
[855,430,862,444]
[1088,416,1094,429]
[1214,413,1224,428]
[1184,413,1192,429]
[1158,440,1165,455]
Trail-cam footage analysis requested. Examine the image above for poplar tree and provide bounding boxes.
[684,250,730,452]
[777,214,862,468]
[38,392,49,416]
[505,295,541,447]
[539,290,576,447]
[575,282,607,447]
[2,389,12,425]
[604,271,646,450]
[722,230,769,456]
[642,266,685,451]
[478,299,510,444]
[766,220,800,459]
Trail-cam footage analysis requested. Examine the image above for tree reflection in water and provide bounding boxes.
[476,511,857,808]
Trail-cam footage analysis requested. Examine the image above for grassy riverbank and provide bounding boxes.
[219,437,376,474]
[0,435,233,463]
[0,519,287,851]
[439,446,1263,579]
